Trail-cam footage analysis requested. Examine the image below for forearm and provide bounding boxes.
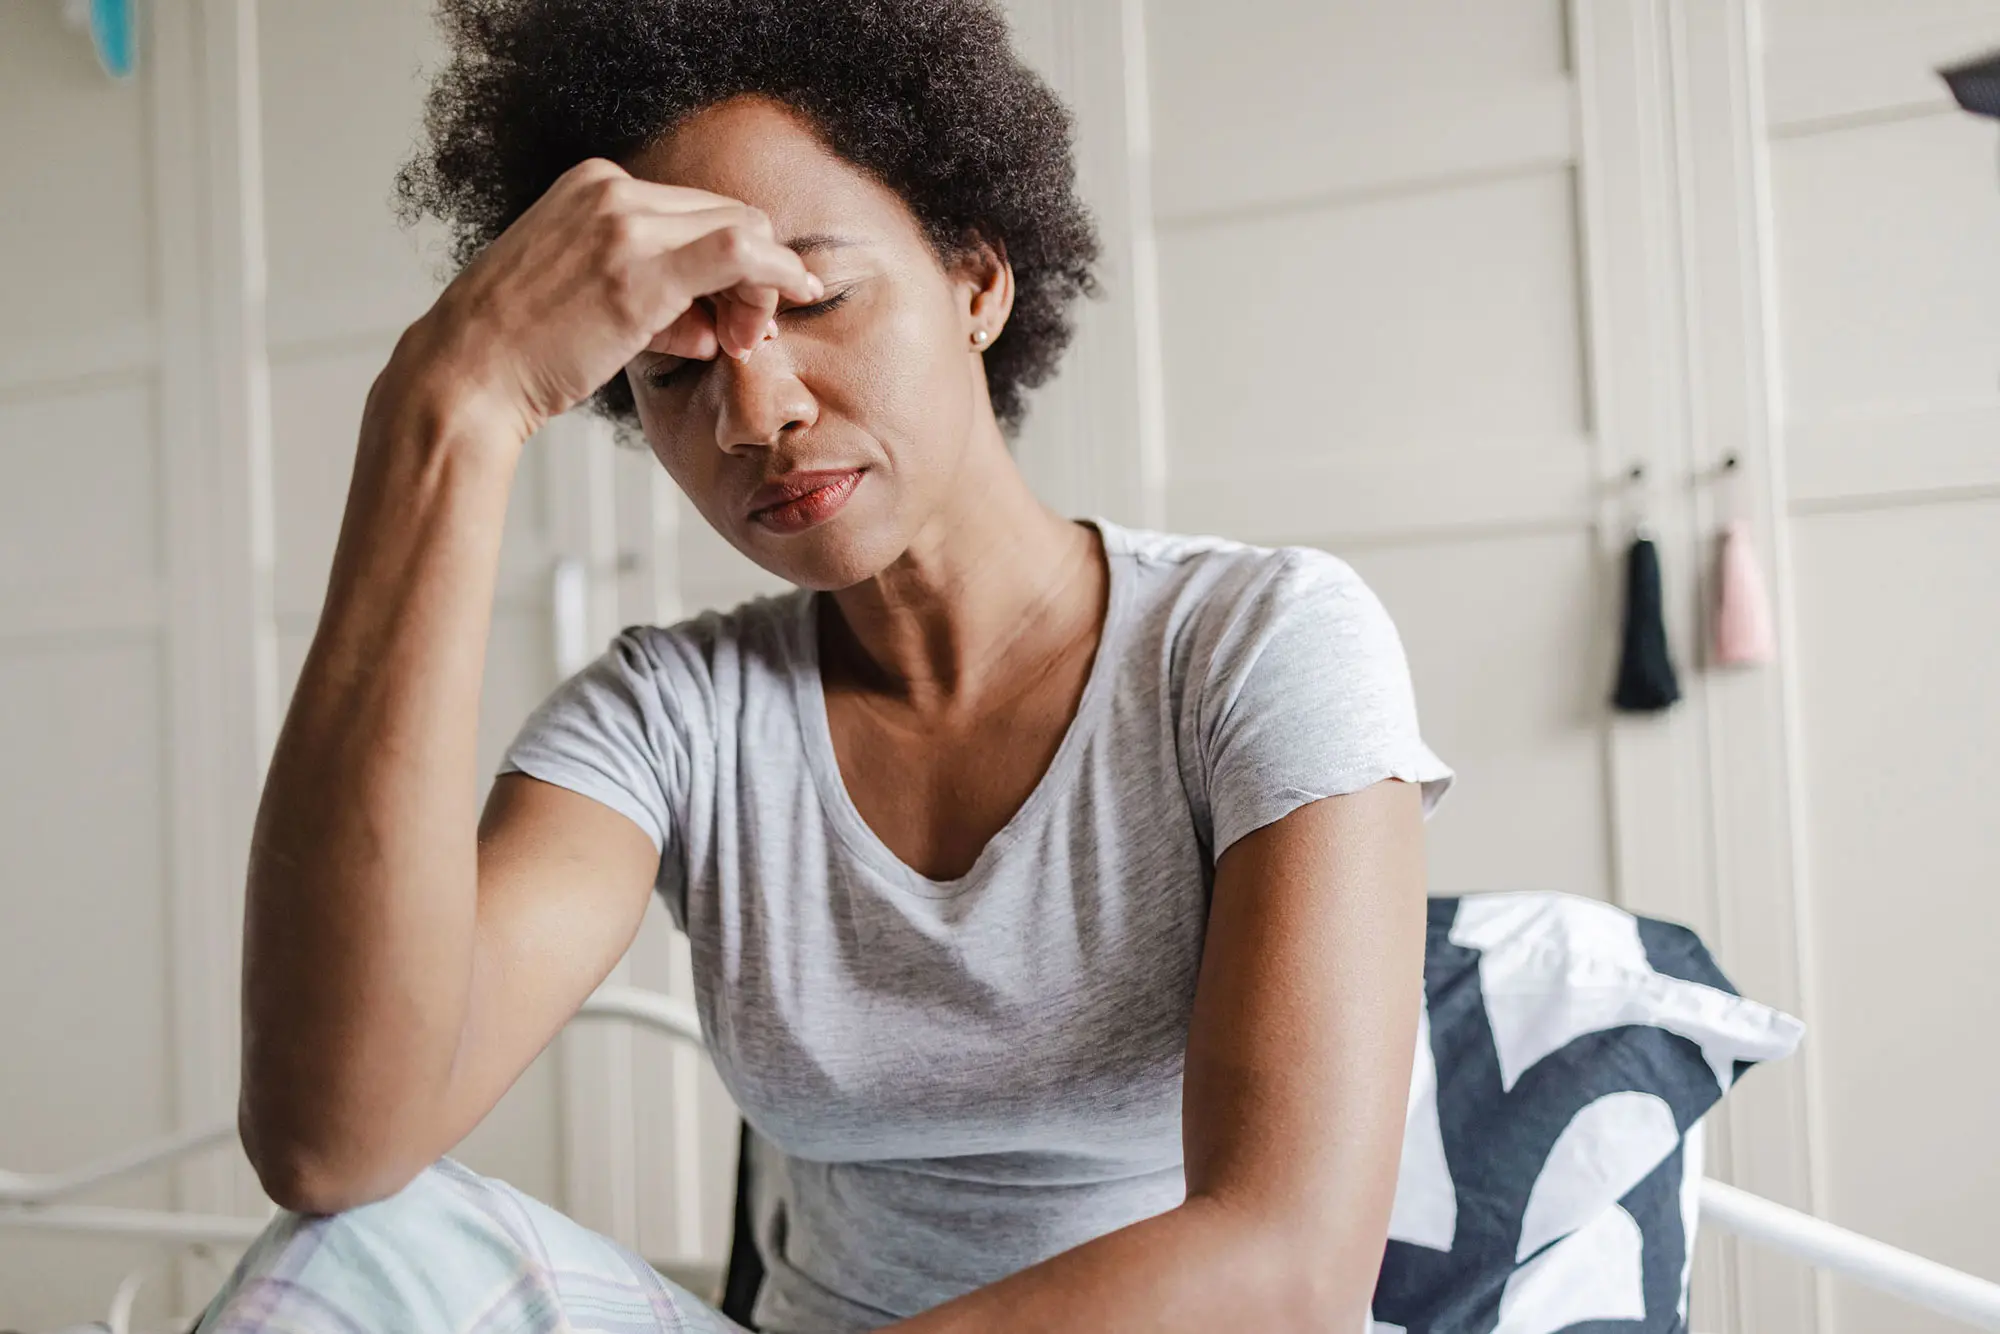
[240,328,525,1208]
[884,1195,1367,1334]
[235,164,825,1211]
[892,786,1423,1334]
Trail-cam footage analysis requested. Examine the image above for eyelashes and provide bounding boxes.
[787,288,853,320]
[643,288,853,392]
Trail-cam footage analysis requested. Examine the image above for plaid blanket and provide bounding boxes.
[192,1157,747,1334]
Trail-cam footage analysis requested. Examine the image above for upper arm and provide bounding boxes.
[1190,550,1449,854]
[1177,550,1445,1309]
[1182,781,1427,1311]
[421,628,692,1159]
[426,772,661,1157]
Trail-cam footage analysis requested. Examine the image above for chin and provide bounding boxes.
[733,510,909,594]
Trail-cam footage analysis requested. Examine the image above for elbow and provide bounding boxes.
[1196,1196,1379,1334]
[1286,1243,1382,1334]
[238,1095,423,1216]
[247,1151,364,1218]
[1243,1260,1370,1334]
[236,1010,459,1215]
[1283,1269,1373,1334]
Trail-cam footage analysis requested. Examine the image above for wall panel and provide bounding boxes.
[1759,4,2000,1329]
[0,2,153,359]
[1145,0,1571,219]
[1159,170,1588,469]
[0,384,161,614]
[1770,114,2000,426]
[1789,499,2000,1334]
[1347,531,1615,902]
[0,639,174,1328]
[257,0,445,346]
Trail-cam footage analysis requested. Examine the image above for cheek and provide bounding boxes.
[633,384,720,488]
[823,288,974,459]
[644,432,726,519]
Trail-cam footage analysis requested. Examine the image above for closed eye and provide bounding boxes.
[643,357,693,392]
[783,287,853,320]
[643,289,855,392]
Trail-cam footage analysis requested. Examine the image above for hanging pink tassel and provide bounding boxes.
[1713,519,1777,667]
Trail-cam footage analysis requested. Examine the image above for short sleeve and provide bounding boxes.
[1194,549,1452,857]
[497,628,688,857]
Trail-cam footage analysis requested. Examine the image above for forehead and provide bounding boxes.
[625,96,918,246]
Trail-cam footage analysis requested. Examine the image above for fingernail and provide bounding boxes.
[765,319,780,340]
[809,275,825,298]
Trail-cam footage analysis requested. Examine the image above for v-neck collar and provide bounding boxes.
[788,519,1132,899]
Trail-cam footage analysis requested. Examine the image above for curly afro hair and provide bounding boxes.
[394,0,1101,432]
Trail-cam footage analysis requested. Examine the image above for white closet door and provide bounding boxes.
[1140,3,1826,1332]
[1145,0,1618,907]
[1759,5,2000,1333]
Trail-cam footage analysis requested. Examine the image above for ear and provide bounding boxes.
[954,235,1015,349]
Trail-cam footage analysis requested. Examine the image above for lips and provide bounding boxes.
[747,468,864,534]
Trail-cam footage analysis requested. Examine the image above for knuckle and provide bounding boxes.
[604,280,652,335]
[714,226,755,265]
[602,262,647,315]
[712,228,752,268]
[593,175,633,211]
[562,157,620,192]
[599,208,642,251]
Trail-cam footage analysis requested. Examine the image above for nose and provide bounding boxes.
[712,342,817,453]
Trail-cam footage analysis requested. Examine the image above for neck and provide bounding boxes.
[825,422,1105,707]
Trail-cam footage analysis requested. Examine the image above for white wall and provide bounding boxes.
[0,1,581,1325]
[1760,5,2000,1332]
[1141,3,2000,1334]
[1145,0,1609,906]
[2,4,222,1325]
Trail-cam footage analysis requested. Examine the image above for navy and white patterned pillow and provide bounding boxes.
[1370,893,1804,1334]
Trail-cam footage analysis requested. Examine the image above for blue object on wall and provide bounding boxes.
[88,0,137,79]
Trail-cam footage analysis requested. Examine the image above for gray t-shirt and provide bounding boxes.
[500,521,1452,1332]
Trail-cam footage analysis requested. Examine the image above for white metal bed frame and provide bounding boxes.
[5,985,1998,1333]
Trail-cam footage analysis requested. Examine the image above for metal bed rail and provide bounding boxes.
[5,985,1997,1330]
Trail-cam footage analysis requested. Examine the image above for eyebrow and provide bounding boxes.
[784,233,862,256]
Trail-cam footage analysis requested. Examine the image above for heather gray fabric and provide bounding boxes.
[500,520,1453,1333]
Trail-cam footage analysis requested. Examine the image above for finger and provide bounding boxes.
[648,304,718,359]
[566,164,755,230]
[667,223,822,312]
[627,203,775,255]
[717,285,780,362]
[657,214,776,359]
[614,215,817,357]
[613,180,764,222]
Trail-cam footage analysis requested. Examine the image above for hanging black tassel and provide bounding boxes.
[1613,535,1681,712]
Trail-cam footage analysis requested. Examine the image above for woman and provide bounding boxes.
[202,2,1452,1331]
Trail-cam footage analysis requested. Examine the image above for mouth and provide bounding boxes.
[746,468,865,534]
